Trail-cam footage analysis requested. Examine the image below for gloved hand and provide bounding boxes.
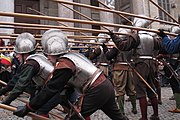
[13,105,33,117]
[101,43,108,53]
[1,100,10,105]
[102,43,106,48]
[107,29,114,36]
[157,29,167,38]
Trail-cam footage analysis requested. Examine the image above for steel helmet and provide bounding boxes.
[15,32,36,54]
[133,15,151,28]
[171,26,180,34]
[118,28,131,40]
[97,33,110,43]
[41,29,68,55]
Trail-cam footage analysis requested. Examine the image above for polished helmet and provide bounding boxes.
[41,29,68,55]
[15,32,36,54]
[171,26,180,34]
[118,28,131,40]
[97,33,110,43]
[133,15,151,28]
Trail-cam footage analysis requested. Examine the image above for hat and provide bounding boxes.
[0,55,12,66]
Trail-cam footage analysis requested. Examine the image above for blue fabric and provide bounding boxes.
[162,35,180,54]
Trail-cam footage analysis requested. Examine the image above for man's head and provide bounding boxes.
[118,28,132,40]
[171,26,180,34]
[41,29,68,56]
[15,32,36,54]
[15,32,36,63]
[133,15,151,28]
[97,33,110,43]
[41,29,68,64]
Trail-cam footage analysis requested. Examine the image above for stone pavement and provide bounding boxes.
[0,86,180,120]
[91,86,180,120]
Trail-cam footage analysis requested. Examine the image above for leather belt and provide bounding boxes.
[113,63,132,71]
[138,56,154,59]
[99,63,108,66]
[91,73,106,88]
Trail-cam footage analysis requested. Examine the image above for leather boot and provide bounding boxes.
[117,95,125,114]
[169,93,180,113]
[139,97,148,120]
[156,84,162,105]
[85,116,91,120]
[129,95,137,114]
[150,97,159,118]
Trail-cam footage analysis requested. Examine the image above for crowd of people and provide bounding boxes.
[0,15,179,120]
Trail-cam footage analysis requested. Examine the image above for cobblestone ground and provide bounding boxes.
[0,87,180,120]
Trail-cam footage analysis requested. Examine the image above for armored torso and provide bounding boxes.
[60,52,102,93]
[136,31,156,56]
[26,53,54,86]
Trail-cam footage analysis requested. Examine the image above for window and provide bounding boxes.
[158,0,171,21]
[90,0,99,7]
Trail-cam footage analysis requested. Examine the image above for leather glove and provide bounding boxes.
[101,43,108,53]
[1,100,10,105]
[157,29,166,38]
[13,105,33,117]
[107,29,114,36]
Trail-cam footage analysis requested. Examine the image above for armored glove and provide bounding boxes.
[13,104,33,117]
[157,29,167,38]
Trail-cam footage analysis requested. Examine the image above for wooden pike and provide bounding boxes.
[0,80,66,119]
[0,12,123,29]
[0,80,7,86]
[60,3,109,31]
[0,36,114,46]
[52,0,179,26]
[148,0,179,23]
[0,103,50,120]
[0,33,109,39]
[0,21,177,36]
[16,98,64,120]
[97,0,133,25]
[28,7,88,36]
[126,62,158,96]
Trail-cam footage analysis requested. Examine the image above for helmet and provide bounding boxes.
[133,15,151,28]
[118,28,131,40]
[41,29,68,55]
[15,32,36,54]
[97,33,110,43]
[171,26,180,34]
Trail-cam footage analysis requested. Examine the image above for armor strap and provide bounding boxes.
[55,58,76,72]
[82,69,102,93]
[44,58,76,85]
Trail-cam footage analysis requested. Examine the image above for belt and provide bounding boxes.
[99,63,108,66]
[91,73,106,88]
[171,57,178,60]
[113,63,131,71]
[138,56,154,59]
[116,62,128,65]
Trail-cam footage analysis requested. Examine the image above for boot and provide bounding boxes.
[169,93,180,113]
[117,95,125,114]
[125,97,131,102]
[147,99,152,106]
[129,95,137,114]
[139,97,148,120]
[156,84,162,105]
[150,97,159,119]
[85,116,91,120]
